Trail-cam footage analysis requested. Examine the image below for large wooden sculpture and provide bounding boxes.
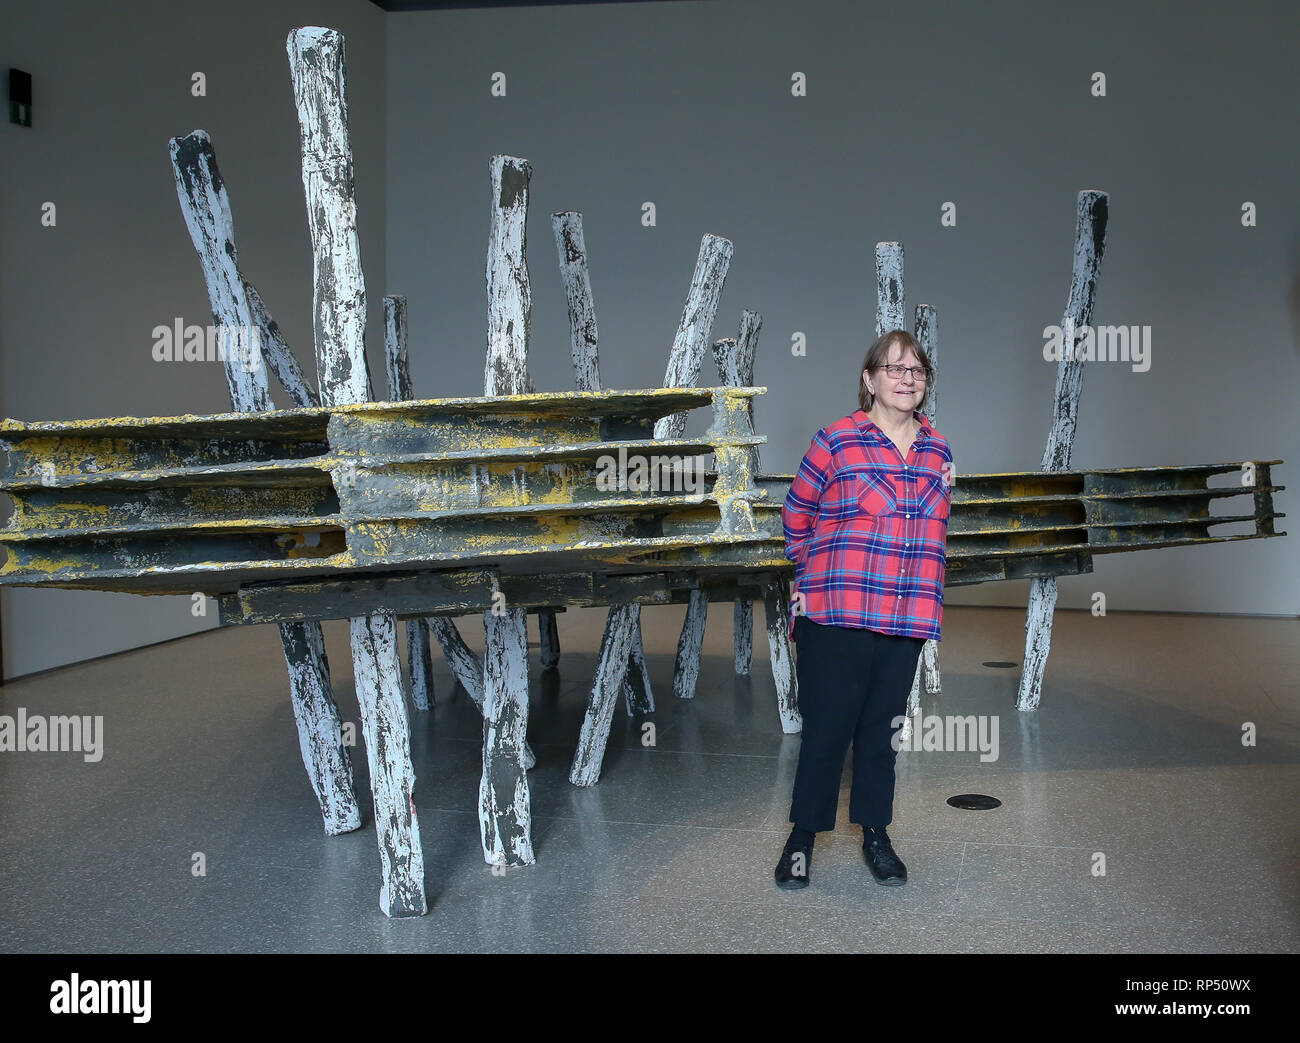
[0,25,1287,922]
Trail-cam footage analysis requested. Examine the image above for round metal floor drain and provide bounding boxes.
[947,793,1002,810]
[982,661,1018,668]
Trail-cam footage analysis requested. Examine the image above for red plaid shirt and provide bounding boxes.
[782,409,952,643]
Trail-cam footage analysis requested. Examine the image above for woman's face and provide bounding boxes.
[863,343,925,412]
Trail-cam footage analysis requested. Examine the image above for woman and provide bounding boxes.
[776,328,952,889]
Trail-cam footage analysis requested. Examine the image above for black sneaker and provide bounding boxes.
[862,826,907,886]
[775,839,813,890]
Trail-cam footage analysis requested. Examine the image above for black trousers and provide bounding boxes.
[788,616,925,832]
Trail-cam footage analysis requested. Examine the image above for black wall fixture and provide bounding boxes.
[9,68,32,127]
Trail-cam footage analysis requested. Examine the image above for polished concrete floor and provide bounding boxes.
[0,603,1296,953]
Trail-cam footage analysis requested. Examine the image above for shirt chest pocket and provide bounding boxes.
[917,472,951,520]
[856,471,897,516]
[811,470,895,533]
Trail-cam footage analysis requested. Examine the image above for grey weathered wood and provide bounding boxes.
[470,176,553,662]
[764,579,802,733]
[735,311,763,472]
[551,210,654,726]
[622,607,655,715]
[287,27,373,409]
[712,310,763,471]
[915,304,938,422]
[405,619,435,712]
[875,242,905,335]
[915,642,935,697]
[172,135,316,412]
[657,237,731,701]
[1019,576,1059,712]
[169,128,360,837]
[1018,190,1108,712]
[569,602,640,786]
[168,130,271,413]
[712,313,764,678]
[733,600,753,675]
[485,156,536,397]
[278,621,360,835]
[376,294,528,762]
[538,611,560,670]
[672,589,708,699]
[288,26,425,915]
[429,615,483,708]
[349,612,425,915]
[383,293,414,400]
[1042,192,1109,473]
[479,155,537,863]
[653,234,733,442]
[382,294,436,712]
[410,618,533,779]
[427,642,531,775]
[914,303,941,699]
[246,280,320,408]
[553,211,599,393]
[480,604,534,864]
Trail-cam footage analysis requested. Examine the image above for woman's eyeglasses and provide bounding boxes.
[878,364,927,381]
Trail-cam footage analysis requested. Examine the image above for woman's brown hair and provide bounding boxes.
[858,329,934,412]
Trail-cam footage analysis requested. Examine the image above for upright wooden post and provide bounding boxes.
[913,303,942,706]
[765,578,801,733]
[169,134,270,414]
[485,169,559,671]
[713,312,799,735]
[537,608,560,670]
[569,603,640,786]
[479,154,536,864]
[553,211,599,389]
[553,209,652,785]
[1018,190,1109,711]
[875,242,905,334]
[552,209,655,713]
[168,129,360,837]
[660,235,732,704]
[712,309,763,677]
[672,592,708,699]
[564,231,732,783]
[382,294,436,712]
[623,632,654,716]
[654,235,733,441]
[288,26,425,916]
[430,617,484,707]
[732,599,753,676]
[377,298,488,712]
[874,242,942,742]
[246,280,320,407]
[382,299,535,768]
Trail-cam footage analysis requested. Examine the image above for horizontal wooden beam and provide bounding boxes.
[0,388,1285,615]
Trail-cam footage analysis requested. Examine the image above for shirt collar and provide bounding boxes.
[853,408,933,442]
